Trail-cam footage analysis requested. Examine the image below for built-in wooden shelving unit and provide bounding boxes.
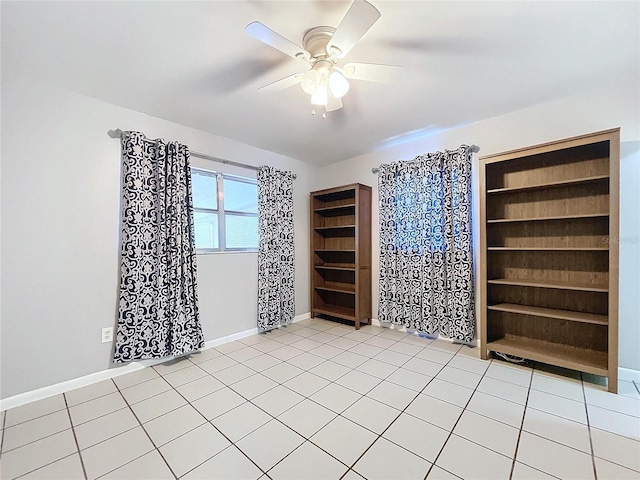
[310,184,372,329]
[479,129,620,392]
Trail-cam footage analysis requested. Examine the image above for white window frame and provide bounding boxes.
[191,167,258,254]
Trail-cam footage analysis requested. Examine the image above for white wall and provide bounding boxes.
[315,83,640,371]
[0,78,317,399]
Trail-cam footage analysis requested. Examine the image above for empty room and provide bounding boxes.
[1,1,639,479]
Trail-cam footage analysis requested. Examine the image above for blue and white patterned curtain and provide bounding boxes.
[378,145,475,342]
[257,166,295,331]
[114,131,204,362]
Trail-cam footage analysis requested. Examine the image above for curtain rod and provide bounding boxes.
[109,129,297,179]
[371,144,480,174]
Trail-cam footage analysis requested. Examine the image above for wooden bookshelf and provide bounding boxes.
[310,184,372,329]
[480,129,620,392]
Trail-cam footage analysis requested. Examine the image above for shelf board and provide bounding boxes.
[488,303,608,325]
[315,285,356,295]
[313,305,356,321]
[314,204,356,216]
[487,213,608,224]
[487,247,609,251]
[314,249,356,253]
[486,336,608,376]
[315,265,356,271]
[488,278,608,293]
[315,225,356,231]
[487,175,609,194]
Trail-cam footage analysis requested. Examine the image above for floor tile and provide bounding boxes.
[348,342,384,358]
[523,407,591,453]
[353,437,431,480]
[387,341,424,357]
[182,444,262,480]
[310,383,362,414]
[528,389,587,424]
[268,441,349,480]
[69,391,127,426]
[4,395,67,428]
[236,419,305,471]
[74,407,138,450]
[331,351,369,369]
[426,465,462,479]
[364,335,398,349]
[65,380,117,407]
[192,387,246,419]
[309,360,350,381]
[406,394,462,431]
[343,330,374,343]
[120,377,172,405]
[309,331,340,344]
[153,356,194,375]
[511,462,556,479]
[590,426,640,472]
[531,372,583,402]
[215,340,247,354]
[403,357,443,377]
[585,385,640,417]
[437,434,512,480]
[269,345,304,362]
[293,326,327,338]
[447,355,490,375]
[243,353,283,372]
[231,373,278,399]
[277,399,337,438]
[342,396,401,434]
[336,370,382,394]
[594,456,640,479]
[112,367,160,390]
[286,352,325,370]
[453,410,519,457]
[330,336,360,351]
[476,375,528,404]
[226,346,263,363]
[130,389,187,423]
[161,364,207,388]
[356,359,398,379]
[143,404,205,446]
[517,431,595,479]
[159,422,231,477]
[273,333,305,345]
[81,426,155,479]
[415,347,455,365]
[213,363,257,385]
[377,328,408,340]
[385,368,433,392]
[101,450,174,479]
[211,401,272,442]
[189,347,223,363]
[588,404,640,440]
[427,340,462,354]
[367,380,417,410]
[467,391,525,428]
[436,366,482,389]
[240,334,271,346]
[308,344,344,360]
[252,385,304,417]
[283,372,331,397]
[484,362,532,387]
[251,340,286,354]
[2,409,71,452]
[311,415,377,466]
[175,374,225,402]
[422,379,474,407]
[375,349,412,367]
[325,325,353,337]
[0,429,77,479]
[383,412,449,462]
[197,355,238,374]
[19,453,85,480]
[261,362,304,383]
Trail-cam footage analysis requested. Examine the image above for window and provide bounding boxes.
[191,168,258,252]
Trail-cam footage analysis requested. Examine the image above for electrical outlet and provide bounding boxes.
[102,327,114,343]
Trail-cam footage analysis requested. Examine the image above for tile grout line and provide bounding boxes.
[111,378,179,480]
[0,409,5,460]
[581,372,598,480]
[507,361,534,480]
[62,393,89,480]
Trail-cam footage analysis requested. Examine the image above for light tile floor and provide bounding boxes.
[2,318,639,479]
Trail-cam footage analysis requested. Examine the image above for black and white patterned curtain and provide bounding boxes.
[378,145,475,342]
[257,166,295,331]
[114,131,204,363]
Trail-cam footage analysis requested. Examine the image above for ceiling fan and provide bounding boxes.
[245,0,402,114]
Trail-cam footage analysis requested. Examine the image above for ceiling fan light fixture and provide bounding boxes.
[328,70,350,98]
[310,84,328,106]
[300,73,318,95]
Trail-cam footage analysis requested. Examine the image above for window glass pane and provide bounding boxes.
[225,214,258,249]
[223,178,257,213]
[192,170,217,210]
[194,212,219,249]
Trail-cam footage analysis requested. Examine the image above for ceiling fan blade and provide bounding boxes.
[326,96,343,112]
[326,0,381,58]
[257,73,303,93]
[245,22,310,60]
[342,63,403,83]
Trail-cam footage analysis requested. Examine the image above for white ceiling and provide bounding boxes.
[2,1,638,165]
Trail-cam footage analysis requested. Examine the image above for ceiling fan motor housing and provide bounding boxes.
[302,26,338,60]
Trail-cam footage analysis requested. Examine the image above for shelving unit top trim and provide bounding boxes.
[311,183,372,197]
[479,128,620,164]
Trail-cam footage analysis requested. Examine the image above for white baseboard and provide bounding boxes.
[619,367,640,383]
